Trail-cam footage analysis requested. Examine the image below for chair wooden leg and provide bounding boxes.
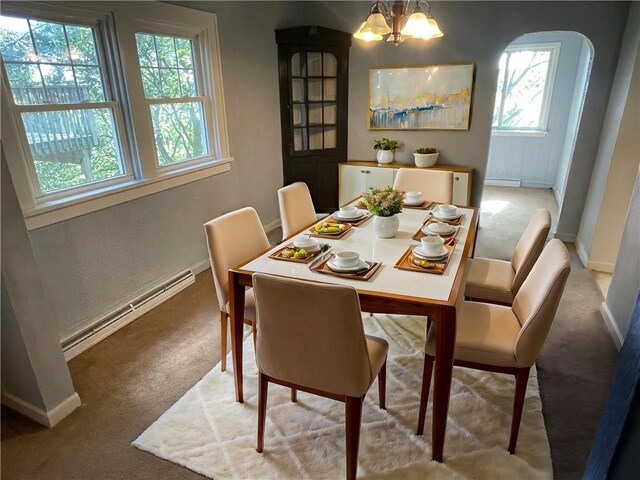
[252,322,257,352]
[220,310,228,372]
[416,354,434,435]
[291,388,297,403]
[345,396,363,480]
[508,367,530,454]
[378,359,387,410]
[256,372,269,453]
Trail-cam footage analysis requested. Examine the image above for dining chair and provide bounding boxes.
[417,239,571,454]
[465,209,551,305]
[252,272,388,480]
[203,207,270,372]
[392,168,453,204]
[278,182,321,240]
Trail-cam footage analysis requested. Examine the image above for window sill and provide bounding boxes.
[23,158,233,230]
[491,130,548,138]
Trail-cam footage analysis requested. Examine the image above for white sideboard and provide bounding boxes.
[339,161,473,206]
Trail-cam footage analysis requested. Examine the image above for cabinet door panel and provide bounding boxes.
[366,167,394,191]
[452,172,469,206]
[339,165,365,205]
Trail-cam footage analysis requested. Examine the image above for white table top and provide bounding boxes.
[242,205,475,302]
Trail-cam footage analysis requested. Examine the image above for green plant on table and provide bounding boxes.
[362,186,403,217]
[374,138,400,151]
[414,147,438,154]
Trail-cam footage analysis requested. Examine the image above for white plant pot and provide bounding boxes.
[376,150,394,164]
[414,152,439,168]
[373,214,400,238]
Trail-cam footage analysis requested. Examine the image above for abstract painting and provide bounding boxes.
[369,64,475,130]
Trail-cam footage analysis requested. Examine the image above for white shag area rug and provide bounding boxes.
[133,315,552,479]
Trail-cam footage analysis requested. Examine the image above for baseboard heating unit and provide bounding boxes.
[62,269,195,361]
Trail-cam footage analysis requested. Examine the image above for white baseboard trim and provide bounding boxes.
[520,182,554,189]
[575,239,589,267]
[263,219,281,233]
[554,232,577,243]
[1,391,81,427]
[484,178,521,187]
[191,258,210,275]
[599,301,624,350]
[586,260,615,273]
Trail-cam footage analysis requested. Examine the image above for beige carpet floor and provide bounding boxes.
[1,187,618,480]
[133,314,552,479]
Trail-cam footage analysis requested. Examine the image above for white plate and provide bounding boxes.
[422,224,456,236]
[334,211,364,220]
[326,258,370,272]
[403,199,424,206]
[414,246,449,260]
[433,211,461,220]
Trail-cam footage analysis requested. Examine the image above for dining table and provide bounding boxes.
[228,198,479,462]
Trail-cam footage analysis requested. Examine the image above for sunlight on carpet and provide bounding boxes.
[132,315,552,479]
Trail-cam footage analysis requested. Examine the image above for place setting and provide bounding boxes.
[308,220,353,239]
[413,219,459,241]
[269,235,330,263]
[401,191,433,210]
[327,205,372,226]
[429,203,465,225]
[395,235,455,275]
[310,250,382,281]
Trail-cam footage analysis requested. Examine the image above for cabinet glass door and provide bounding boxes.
[290,51,337,152]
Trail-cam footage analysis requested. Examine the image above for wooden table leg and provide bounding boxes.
[431,305,457,462]
[228,270,246,403]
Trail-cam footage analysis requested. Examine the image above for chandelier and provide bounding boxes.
[354,1,444,45]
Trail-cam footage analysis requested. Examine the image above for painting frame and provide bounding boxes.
[368,63,476,131]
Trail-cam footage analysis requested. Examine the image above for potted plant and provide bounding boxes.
[413,147,439,168]
[374,138,400,164]
[362,186,403,238]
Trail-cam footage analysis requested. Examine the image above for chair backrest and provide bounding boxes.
[203,207,270,307]
[511,209,552,295]
[512,239,571,367]
[252,272,375,397]
[278,182,317,240]
[392,168,453,204]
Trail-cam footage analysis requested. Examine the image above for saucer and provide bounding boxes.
[414,246,449,260]
[334,210,364,220]
[326,258,369,273]
[434,210,461,220]
[423,224,456,236]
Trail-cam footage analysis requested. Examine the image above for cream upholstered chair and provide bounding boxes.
[252,273,388,480]
[417,239,571,454]
[203,207,270,372]
[392,168,453,204]
[278,182,319,240]
[465,209,551,305]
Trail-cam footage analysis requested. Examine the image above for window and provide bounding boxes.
[0,2,230,229]
[492,43,560,132]
[0,15,129,195]
[135,33,209,167]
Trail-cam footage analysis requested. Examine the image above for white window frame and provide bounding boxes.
[1,2,231,230]
[492,42,560,135]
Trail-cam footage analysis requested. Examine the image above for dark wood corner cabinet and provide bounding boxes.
[276,26,351,212]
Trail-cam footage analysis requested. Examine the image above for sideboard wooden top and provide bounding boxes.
[342,161,473,173]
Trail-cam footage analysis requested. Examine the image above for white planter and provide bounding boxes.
[376,150,394,164]
[414,152,439,168]
[373,214,400,238]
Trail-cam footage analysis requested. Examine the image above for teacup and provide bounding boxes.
[437,204,457,217]
[420,236,445,256]
[339,206,358,218]
[334,251,360,268]
[405,191,423,204]
[293,235,320,252]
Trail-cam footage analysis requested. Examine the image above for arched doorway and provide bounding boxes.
[477,31,593,259]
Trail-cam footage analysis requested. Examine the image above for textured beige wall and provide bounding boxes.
[590,48,640,270]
